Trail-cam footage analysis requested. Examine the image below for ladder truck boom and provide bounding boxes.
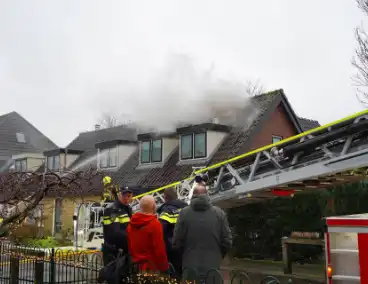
[74,109,368,248]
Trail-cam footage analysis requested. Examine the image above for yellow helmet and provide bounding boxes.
[103,176,112,186]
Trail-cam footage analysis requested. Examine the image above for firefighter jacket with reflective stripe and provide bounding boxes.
[102,201,132,251]
[102,184,119,203]
[157,199,188,253]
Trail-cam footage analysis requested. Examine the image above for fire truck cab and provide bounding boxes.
[325,213,368,283]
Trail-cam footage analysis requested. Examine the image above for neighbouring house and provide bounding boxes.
[0,111,58,238]
[40,124,138,237]
[0,111,57,172]
[34,89,322,237]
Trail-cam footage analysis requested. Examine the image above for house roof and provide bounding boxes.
[66,125,137,151]
[113,89,317,188]
[298,117,321,132]
[0,112,57,164]
[65,125,137,171]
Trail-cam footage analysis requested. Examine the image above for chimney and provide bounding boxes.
[95,124,101,130]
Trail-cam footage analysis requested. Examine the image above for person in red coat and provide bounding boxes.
[127,195,169,272]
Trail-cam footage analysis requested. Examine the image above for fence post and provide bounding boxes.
[35,259,44,284]
[281,237,292,274]
[10,255,19,284]
[49,248,56,284]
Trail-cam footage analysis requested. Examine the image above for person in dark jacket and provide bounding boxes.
[157,188,187,276]
[127,195,169,272]
[172,184,232,281]
[102,186,133,266]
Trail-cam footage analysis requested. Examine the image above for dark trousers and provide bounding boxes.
[167,250,182,278]
[102,243,118,266]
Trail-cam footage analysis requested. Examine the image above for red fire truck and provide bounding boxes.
[325,213,368,283]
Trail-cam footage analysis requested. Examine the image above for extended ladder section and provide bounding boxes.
[132,110,368,209]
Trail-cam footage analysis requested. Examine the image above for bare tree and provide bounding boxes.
[0,169,102,236]
[98,112,120,128]
[97,112,137,129]
[352,0,368,107]
[245,79,265,97]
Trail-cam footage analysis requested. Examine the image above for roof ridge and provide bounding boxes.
[78,124,136,135]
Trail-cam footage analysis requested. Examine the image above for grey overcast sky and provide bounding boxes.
[0,0,365,147]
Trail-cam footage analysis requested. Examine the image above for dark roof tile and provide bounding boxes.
[298,117,321,131]
[66,126,137,151]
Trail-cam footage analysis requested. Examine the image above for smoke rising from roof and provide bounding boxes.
[97,54,261,133]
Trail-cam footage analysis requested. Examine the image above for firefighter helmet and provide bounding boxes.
[102,176,112,186]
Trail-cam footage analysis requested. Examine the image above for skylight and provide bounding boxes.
[16,132,26,143]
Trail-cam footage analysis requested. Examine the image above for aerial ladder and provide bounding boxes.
[73,109,368,249]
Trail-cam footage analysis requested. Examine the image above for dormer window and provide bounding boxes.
[99,146,118,168]
[180,133,206,160]
[47,155,60,171]
[140,139,162,164]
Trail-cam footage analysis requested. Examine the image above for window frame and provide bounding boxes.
[151,139,163,163]
[180,134,194,160]
[16,132,26,143]
[47,155,60,171]
[140,139,163,164]
[99,146,118,168]
[140,141,151,164]
[180,132,207,160]
[272,135,283,144]
[54,198,62,235]
[15,158,27,172]
[194,133,207,159]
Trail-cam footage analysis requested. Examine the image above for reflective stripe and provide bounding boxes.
[159,213,179,224]
[103,214,130,225]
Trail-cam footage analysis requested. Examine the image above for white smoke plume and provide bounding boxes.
[96,54,261,133]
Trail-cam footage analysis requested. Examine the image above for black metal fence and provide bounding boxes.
[0,242,287,284]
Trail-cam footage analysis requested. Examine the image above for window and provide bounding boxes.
[151,140,162,162]
[140,141,151,163]
[180,133,207,160]
[47,156,60,171]
[194,133,206,158]
[16,132,26,143]
[54,198,62,234]
[140,139,162,164]
[99,147,118,168]
[181,135,193,159]
[15,159,27,172]
[272,135,283,144]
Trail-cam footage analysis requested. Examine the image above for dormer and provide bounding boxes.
[11,152,45,172]
[43,148,84,171]
[95,139,136,170]
[176,123,230,164]
[137,132,178,167]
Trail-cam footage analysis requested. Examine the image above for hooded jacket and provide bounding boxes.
[172,194,232,277]
[127,212,169,272]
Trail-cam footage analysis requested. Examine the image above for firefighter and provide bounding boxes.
[101,176,118,205]
[157,187,188,277]
[102,186,133,266]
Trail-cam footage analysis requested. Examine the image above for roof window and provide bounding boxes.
[16,132,26,143]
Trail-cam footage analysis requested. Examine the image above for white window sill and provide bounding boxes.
[177,157,209,166]
[136,162,164,170]
[99,166,118,171]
